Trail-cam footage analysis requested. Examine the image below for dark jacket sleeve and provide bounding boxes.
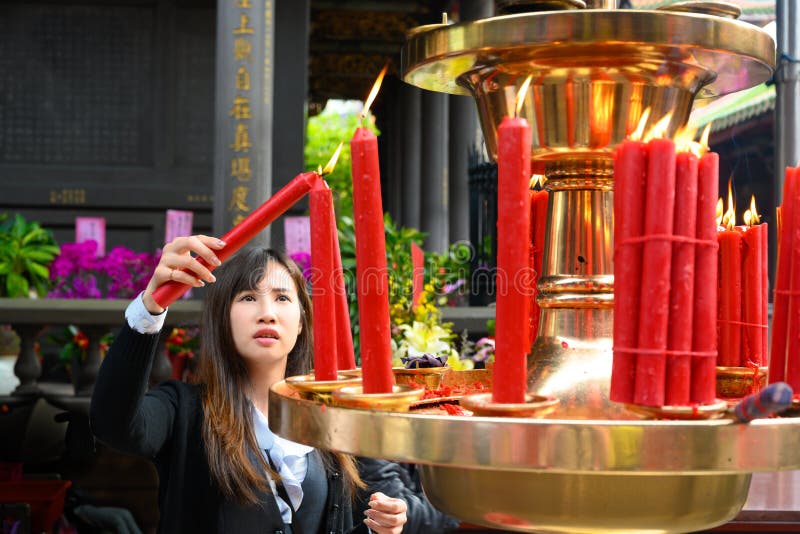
[355,458,460,534]
[89,322,178,458]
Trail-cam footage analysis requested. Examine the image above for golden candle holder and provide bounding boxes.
[337,368,362,378]
[460,392,559,417]
[441,367,493,388]
[625,399,729,420]
[392,366,447,389]
[284,373,362,403]
[269,4,783,533]
[716,366,768,399]
[331,384,425,412]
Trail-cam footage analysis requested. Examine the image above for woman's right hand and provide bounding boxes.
[142,235,226,314]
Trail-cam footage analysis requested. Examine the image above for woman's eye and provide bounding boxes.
[238,294,255,302]
[277,294,291,302]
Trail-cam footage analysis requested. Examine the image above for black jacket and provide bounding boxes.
[90,323,457,533]
[90,323,366,533]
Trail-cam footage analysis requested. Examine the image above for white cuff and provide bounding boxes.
[125,292,167,334]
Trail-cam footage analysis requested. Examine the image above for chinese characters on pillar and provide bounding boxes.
[228,0,256,226]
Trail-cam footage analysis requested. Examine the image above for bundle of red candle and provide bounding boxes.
[610,123,719,407]
[769,165,800,393]
[716,186,768,370]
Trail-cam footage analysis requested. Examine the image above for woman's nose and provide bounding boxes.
[257,300,278,322]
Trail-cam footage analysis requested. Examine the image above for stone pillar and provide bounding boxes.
[269,0,310,248]
[401,85,422,230]
[420,91,449,252]
[213,0,275,247]
[774,0,800,282]
[449,0,493,244]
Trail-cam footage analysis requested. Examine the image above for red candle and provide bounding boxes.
[152,171,319,308]
[332,218,356,370]
[717,226,743,367]
[310,181,338,381]
[785,175,800,390]
[494,116,532,404]
[634,138,676,407]
[529,188,548,347]
[350,126,394,393]
[665,151,698,405]
[610,139,646,404]
[769,167,798,384]
[691,151,719,404]
[742,222,765,366]
[411,242,424,308]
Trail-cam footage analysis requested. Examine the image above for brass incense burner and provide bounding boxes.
[269,4,792,533]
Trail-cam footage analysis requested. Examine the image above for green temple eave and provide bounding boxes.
[690,82,775,133]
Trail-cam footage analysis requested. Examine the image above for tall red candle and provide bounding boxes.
[717,226,743,367]
[350,127,394,393]
[309,182,338,381]
[610,139,646,404]
[691,151,719,404]
[769,167,798,384]
[634,138,676,407]
[152,171,319,308]
[494,116,532,404]
[785,176,800,389]
[665,151,698,405]
[742,222,765,366]
[332,218,356,370]
[529,188,548,347]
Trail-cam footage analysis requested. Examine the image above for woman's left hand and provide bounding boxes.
[363,492,407,534]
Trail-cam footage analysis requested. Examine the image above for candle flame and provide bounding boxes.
[642,112,673,142]
[716,197,724,226]
[630,108,651,141]
[748,195,760,225]
[723,179,736,230]
[699,122,712,150]
[529,174,547,189]
[321,142,344,176]
[361,63,389,120]
[515,74,534,117]
[674,125,702,156]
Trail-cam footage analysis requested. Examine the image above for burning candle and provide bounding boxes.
[717,182,743,367]
[741,197,766,367]
[529,177,548,347]
[152,171,319,308]
[610,114,648,404]
[665,149,698,406]
[494,76,533,404]
[691,146,719,404]
[634,131,676,407]
[350,65,394,393]
[332,219,356,370]
[310,180,338,381]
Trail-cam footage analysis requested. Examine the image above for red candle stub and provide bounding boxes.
[494,116,532,404]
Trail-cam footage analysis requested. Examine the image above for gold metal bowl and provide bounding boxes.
[392,366,447,389]
[716,366,768,399]
[331,384,425,412]
[460,392,559,417]
[402,10,774,164]
[625,399,729,420]
[284,373,362,402]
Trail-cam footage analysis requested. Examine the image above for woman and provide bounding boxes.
[90,235,408,533]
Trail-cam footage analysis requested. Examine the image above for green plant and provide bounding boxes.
[305,108,379,220]
[0,213,60,298]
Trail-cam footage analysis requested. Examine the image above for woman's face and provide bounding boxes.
[229,261,303,371]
